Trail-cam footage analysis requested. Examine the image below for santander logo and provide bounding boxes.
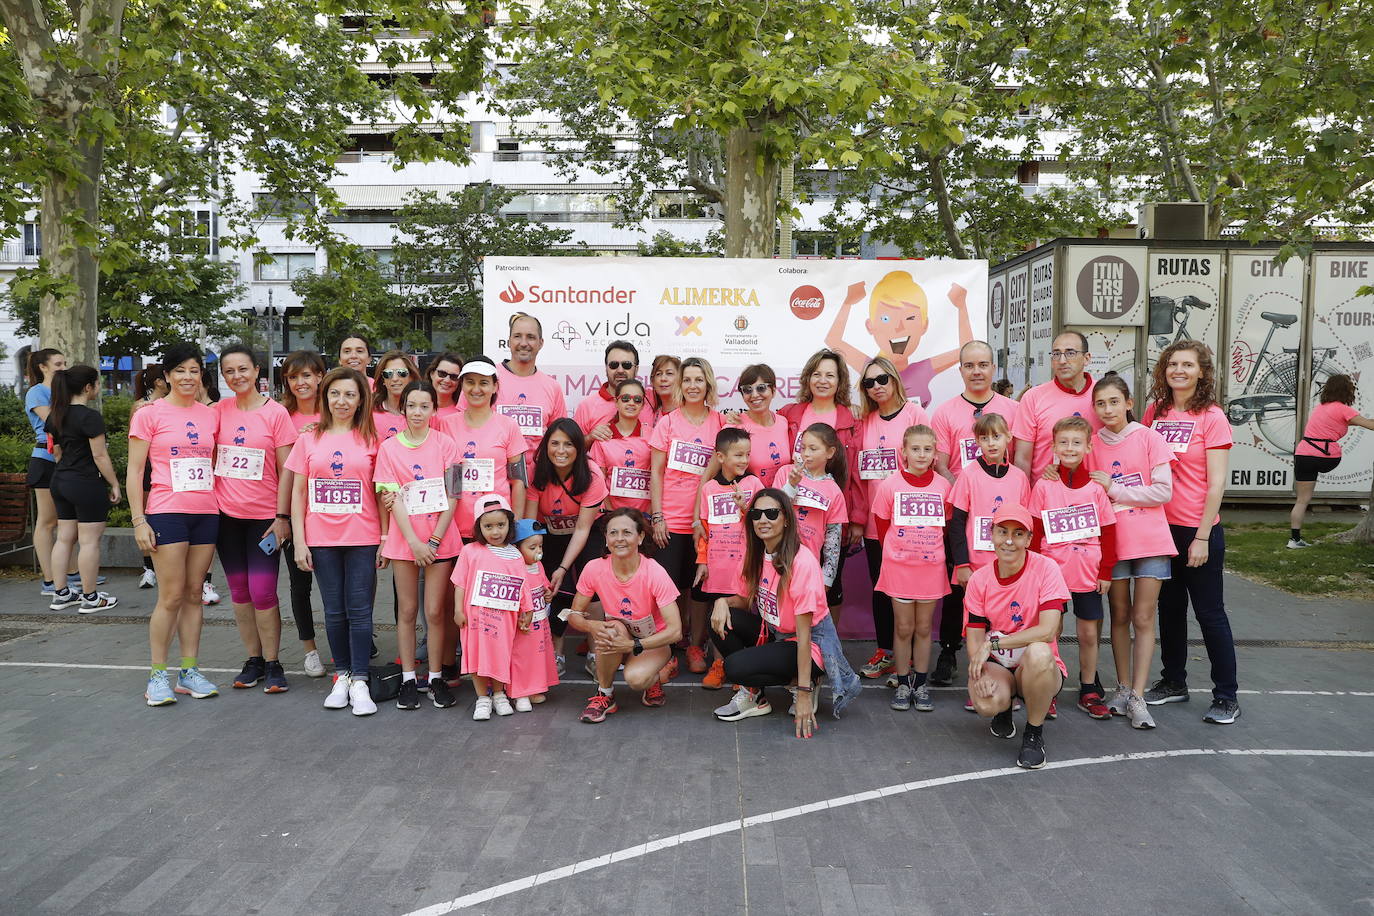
[498,281,525,304]
[789,285,824,320]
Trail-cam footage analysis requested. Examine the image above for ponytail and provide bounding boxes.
[48,364,98,435]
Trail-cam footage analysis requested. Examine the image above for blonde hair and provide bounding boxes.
[902,423,937,449]
[675,356,719,407]
[1052,415,1094,440]
[869,271,928,325]
[857,355,910,418]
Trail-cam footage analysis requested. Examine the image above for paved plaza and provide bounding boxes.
[2,565,1372,915]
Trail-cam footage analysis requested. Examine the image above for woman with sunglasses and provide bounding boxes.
[735,364,790,483]
[372,350,419,441]
[426,352,465,419]
[709,489,861,735]
[590,379,654,520]
[854,357,928,683]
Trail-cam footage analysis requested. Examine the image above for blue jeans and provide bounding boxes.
[1158,524,1238,701]
[312,545,377,680]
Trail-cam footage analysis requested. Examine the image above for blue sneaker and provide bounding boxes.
[68,572,107,588]
[145,670,177,706]
[40,580,56,596]
[175,667,219,699]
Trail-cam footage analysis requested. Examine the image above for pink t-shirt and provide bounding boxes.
[372,409,405,442]
[931,392,1020,479]
[438,410,527,539]
[1143,404,1232,528]
[1087,425,1177,561]
[576,556,680,638]
[790,403,840,454]
[527,463,609,536]
[374,429,463,561]
[739,412,789,483]
[212,397,297,520]
[770,466,847,561]
[589,422,654,514]
[452,541,532,616]
[286,410,319,436]
[856,401,928,538]
[1010,376,1101,482]
[871,470,952,601]
[964,551,1070,676]
[696,474,762,595]
[1028,476,1116,592]
[948,463,1031,569]
[1297,401,1360,458]
[757,549,829,669]
[494,362,567,462]
[284,427,381,546]
[129,399,219,515]
[649,408,725,533]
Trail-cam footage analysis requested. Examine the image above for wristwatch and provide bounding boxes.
[989,634,1001,652]
[632,637,644,656]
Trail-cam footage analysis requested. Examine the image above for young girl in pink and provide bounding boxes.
[872,424,951,712]
[509,519,558,710]
[949,412,1031,585]
[771,423,849,610]
[452,495,533,721]
[589,378,654,517]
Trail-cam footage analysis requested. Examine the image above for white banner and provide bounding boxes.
[1311,253,1374,496]
[483,257,988,410]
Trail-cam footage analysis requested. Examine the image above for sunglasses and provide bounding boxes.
[381,368,411,379]
[607,360,636,371]
[747,507,782,521]
[432,368,460,381]
[861,373,892,389]
[618,395,644,404]
[738,384,772,396]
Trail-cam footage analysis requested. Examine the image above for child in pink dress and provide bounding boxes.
[509,519,559,709]
[770,423,849,608]
[452,495,533,721]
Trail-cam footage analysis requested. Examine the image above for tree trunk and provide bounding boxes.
[929,150,969,259]
[38,134,103,368]
[1334,463,1374,544]
[723,123,779,259]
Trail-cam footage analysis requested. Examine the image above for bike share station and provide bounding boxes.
[986,239,1374,501]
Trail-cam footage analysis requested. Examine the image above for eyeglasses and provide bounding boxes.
[607,361,636,371]
[432,368,460,381]
[1049,349,1082,361]
[738,384,772,396]
[747,507,782,521]
[381,368,411,379]
[618,395,644,404]
[861,373,892,390]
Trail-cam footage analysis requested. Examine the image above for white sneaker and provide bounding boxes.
[514,696,533,713]
[78,592,118,614]
[492,692,514,716]
[1286,538,1312,550]
[473,695,493,720]
[302,650,326,678]
[138,568,157,589]
[201,580,220,605]
[324,674,351,709]
[349,679,377,716]
[1106,685,1132,717]
[1127,694,1157,729]
[714,687,771,721]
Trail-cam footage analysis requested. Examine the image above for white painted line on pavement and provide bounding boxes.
[402,748,1374,915]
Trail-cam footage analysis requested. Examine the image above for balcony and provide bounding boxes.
[0,242,39,264]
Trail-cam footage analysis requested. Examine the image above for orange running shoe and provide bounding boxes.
[686,645,709,674]
[701,658,727,689]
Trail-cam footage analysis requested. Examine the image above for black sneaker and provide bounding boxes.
[930,648,957,687]
[1203,697,1241,724]
[430,677,458,708]
[233,657,266,689]
[263,661,289,693]
[1017,729,1046,769]
[441,662,461,687]
[1143,679,1189,706]
[396,679,421,710]
[990,706,1016,739]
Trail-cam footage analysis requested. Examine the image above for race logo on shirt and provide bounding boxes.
[330,450,345,478]
[498,402,544,436]
[1152,420,1196,454]
[233,426,247,446]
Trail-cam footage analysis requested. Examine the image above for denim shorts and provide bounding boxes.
[1111,555,1172,581]
[147,512,220,546]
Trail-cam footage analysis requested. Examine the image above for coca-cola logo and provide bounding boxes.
[789,285,824,320]
[498,281,524,304]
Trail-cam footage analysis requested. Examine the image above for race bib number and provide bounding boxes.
[1153,420,1196,454]
[857,448,898,480]
[1042,504,1101,544]
[403,476,447,515]
[707,490,744,525]
[757,586,780,628]
[959,437,982,467]
[472,570,524,612]
[988,630,1026,669]
[545,513,577,533]
[1113,471,1145,488]
[794,480,831,510]
[310,478,364,514]
[214,445,265,481]
[667,439,712,475]
[894,491,945,528]
[498,404,544,437]
[461,458,495,492]
[973,516,994,552]
[532,605,550,623]
[170,456,213,492]
[610,466,651,500]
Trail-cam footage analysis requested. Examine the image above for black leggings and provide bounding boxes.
[709,606,823,688]
[287,558,316,642]
[940,580,965,652]
[864,539,894,651]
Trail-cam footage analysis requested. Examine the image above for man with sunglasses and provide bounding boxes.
[926,340,1020,687]
[574,340,647,441]
[494,313,567,466]
[1012,331,1101,482]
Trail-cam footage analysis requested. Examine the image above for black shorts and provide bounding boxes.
[656,531,696,594]
[147,512,220,546]
[50,473,111,523]
[1294,454,1340,482]
[1070,590,1104,621]
[541,525,607,606]
[26,457,54,489]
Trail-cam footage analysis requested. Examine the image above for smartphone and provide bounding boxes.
[259,531,279,556]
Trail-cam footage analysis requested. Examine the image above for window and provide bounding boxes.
[793,232,837,258]
[653,192,710,219]
[371,249,396,279]
[495,139,520,162]
[253,192,316,219]
[171,210,217,255]
[255,252,317,281]
[1017,162,1040,185]
[23,223,41,258]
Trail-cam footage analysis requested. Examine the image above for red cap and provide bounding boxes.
[990,501,1035,534]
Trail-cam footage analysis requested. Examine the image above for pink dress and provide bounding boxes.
[374,430,463,562]
[453,542,533,683]
[509,563,559,698]
[872,469,952,601]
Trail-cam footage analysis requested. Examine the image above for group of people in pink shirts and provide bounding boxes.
[106,311,1370,769]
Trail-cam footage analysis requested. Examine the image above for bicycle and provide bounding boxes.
[1148,295,1212,350]
[1226,310,1337,455]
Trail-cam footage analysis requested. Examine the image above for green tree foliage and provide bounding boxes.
[291,245,423,358]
